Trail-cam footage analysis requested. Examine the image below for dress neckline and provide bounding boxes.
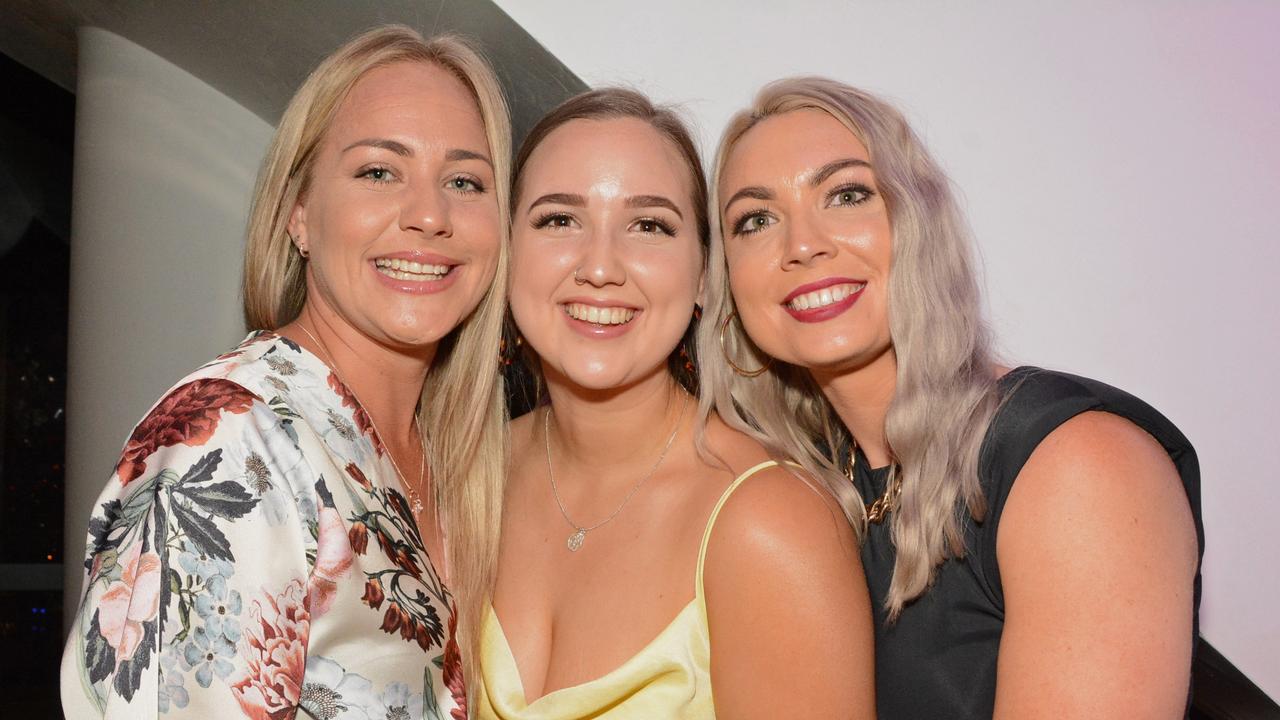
[485,599,701,708]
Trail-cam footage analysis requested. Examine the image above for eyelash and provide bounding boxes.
[355,167,486,195]
[531,211,575,230]
[730,207,774,237]
[730,183,876,236]
[529,214,677,236]
[631,217,677,236]
[827,183,874,207]
[357,165,395,184]
[447,175,486,194]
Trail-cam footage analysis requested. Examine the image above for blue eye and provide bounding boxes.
[448,175,485,194]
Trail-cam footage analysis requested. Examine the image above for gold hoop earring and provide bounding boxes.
[719,311,772,378]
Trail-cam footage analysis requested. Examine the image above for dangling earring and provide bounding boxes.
[499,334,524,366]
[719,311,772,378]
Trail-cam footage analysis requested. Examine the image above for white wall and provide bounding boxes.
[63,28,272,624]
[494,0,1280,696]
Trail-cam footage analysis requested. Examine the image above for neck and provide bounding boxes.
[542,366,689,478]
[812,347,898,468]
[283,298,434,447]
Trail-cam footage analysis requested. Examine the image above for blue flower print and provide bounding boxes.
[178,540,233,581]
[158,650,190,713]
[195,579,243,642]
[181,625,236,688]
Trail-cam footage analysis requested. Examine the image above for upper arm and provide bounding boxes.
[62,380,318,717]
[703,466,875,719]
[994,411,1199,720]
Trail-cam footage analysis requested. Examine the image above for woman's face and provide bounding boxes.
[719,108,893,374]
[511,117,702,391]
[288,61,500,350]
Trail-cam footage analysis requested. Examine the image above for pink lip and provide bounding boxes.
[781,276,866,324]
[558,298,642,340]
[369,251,463,295]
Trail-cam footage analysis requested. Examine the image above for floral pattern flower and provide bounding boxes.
[230,579,310,718]
[96,542,162,665]
[115,378,257,484]
[63,332,461,717]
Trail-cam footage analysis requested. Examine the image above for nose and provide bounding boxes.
[574,226,626,287]
[400,184,453,239]
[779,211,837,270]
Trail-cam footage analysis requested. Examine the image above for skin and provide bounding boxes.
[279,61,501,570]
[720,107,1198,717]
[493,117,873,717]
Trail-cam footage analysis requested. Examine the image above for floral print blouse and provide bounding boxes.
[60,331,464,719]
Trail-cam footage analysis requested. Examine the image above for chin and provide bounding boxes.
[551,355,661,392]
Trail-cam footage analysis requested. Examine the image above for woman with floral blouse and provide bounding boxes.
[60,25,512,718]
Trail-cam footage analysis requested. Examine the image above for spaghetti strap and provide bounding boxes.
[695,459,781,598]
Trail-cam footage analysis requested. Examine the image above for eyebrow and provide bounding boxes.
[626,195,684,220]
[811,158,872,186]
[342,138,412,156]
[527,192,587,210]
[722,185,774,210]
[446,148,493,167]
[340,140,493,167]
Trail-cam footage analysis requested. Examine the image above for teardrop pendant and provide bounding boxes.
[567,528,586,552]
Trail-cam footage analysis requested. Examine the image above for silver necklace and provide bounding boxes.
[296,323,427,516]
[544,394,688,552]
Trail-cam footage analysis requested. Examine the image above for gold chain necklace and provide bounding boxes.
[296,323,428,516]
[843,443,902,524]
[544,394,688,552]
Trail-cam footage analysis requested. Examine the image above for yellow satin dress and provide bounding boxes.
[477,460,781,719]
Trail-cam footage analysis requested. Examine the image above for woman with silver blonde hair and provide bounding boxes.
[700,76,1203,718]
[62,25,509,717]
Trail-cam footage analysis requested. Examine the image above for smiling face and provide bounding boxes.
[510,117,703,391]
[287,60,500,351]
[719,108,893,374]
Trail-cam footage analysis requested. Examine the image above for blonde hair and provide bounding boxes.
[241,25,511,688]
[698,77,1001,618]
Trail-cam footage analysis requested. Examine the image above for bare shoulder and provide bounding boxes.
[993,412,1199,716]
[703,460,860,595]
[1003,410,1193,546]
[700,424,874,716]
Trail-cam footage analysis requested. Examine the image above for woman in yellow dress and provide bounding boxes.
[478,88,875,719]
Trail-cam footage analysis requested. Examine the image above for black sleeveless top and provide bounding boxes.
[851,367,1204,719]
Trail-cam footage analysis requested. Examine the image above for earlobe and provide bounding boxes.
[287,202,308,257]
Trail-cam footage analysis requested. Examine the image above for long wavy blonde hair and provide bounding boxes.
[241,25,511,686]
[698,77,1001,618]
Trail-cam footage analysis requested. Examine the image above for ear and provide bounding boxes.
[286,200,308,254]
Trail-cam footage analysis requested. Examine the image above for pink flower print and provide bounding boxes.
[96,542,162,665]
[230,579,310,720]
[307,505,354,618]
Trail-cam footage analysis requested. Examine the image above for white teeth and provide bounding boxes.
[787,283,865,311]
[562,303,637,326]
[374,258,450,281]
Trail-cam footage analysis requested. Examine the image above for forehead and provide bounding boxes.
[522,117,693,199]
[327,60,485,144]
[721,108,870,187]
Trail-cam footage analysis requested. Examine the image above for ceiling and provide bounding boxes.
[0,0,586,141]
